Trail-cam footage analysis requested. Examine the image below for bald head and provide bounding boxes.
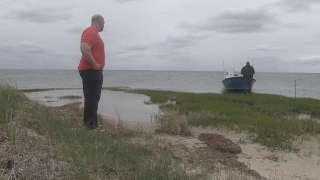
[90,14,105,32]
[91,14,103,23]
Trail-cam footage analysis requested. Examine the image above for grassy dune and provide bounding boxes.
[106,88,320,151]
[0,84,190,180]
[2,84,320,179]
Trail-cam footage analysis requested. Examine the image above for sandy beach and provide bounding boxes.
[103,111,320,180]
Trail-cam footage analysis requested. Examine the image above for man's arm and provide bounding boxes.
[80,42,100,70]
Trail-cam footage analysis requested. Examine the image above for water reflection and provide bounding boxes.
[25,89,159,122]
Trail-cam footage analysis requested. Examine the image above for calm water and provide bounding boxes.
[1,69,319,122]
[25,89,159,122]
[1,69,319,99]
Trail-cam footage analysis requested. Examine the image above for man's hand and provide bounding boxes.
[92,63,100,70]
[80,42,101,70]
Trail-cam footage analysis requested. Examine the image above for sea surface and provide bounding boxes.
[1,69,319,99]
[1,69,319,122]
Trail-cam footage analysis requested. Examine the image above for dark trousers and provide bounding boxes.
[79,69,103,128]
[243,79,252,95]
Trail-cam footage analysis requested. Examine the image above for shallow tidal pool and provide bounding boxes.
[25,89,159,122]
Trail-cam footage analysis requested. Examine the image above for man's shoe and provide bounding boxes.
[92,124,102,130]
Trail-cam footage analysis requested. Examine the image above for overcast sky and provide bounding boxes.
[1,0,320,72]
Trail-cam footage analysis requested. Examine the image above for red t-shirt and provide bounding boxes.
[78,27,105,70]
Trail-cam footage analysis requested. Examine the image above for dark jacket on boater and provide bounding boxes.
[241,65,255,80]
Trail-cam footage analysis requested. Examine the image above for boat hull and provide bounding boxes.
[221,76,256,90]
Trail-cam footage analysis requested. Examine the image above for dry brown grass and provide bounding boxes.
[0,122,69,180]
[154,110,192,136]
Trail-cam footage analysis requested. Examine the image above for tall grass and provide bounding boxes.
[24,103,190,179]
[0,84,192,179]
[106,88,320,151]
[0,83,20,144]
[0,83,18,124]
[153,109,191,136]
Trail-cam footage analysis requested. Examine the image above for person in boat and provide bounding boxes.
[241,61,255,95]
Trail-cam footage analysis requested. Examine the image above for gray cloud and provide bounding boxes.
[112,34,203,67]
[303,39,314,45]
[275,0,320,12]
[255,45,288,51]
[111,54,146,63]
[65,26,84,35]
[108,50,127,56]
[252,57,282,64]
[269,39,283,43]
[250,55,320,72]
[155,34,203,49]
[179,8,278,33]
[8,7,72,23]
[283,23,304,29]
[107,49,143,65]
[66,22,112,35]
[112,0,144,2]
[301,35,320,45]
[123,44,149,51]
[0,41,47,55]
[292,57,320,66]
[150,34,205,60]
[154,50,186,60]
[303,41,314,45]
[248,56,288,72]
[116,34,203,61]
[0,41,77,69]
[1,0,319,72]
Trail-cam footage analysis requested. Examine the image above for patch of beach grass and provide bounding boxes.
[102,86,131,91]
[21,88,81,93]
[0,83,18,122]
[1,84,194,179]
[20,104,190,179]
[21,88,58,92]
[106,88,320,151]
[153,109,192,136]
[58,95,82,100]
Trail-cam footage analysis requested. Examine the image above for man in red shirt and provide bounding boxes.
[78,14,105,129]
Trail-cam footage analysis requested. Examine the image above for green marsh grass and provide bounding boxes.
[21,88,81,93]
[58,95,82,100]
[106,88,320,151]
[1,84,192,179]
[21,88,58,92]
